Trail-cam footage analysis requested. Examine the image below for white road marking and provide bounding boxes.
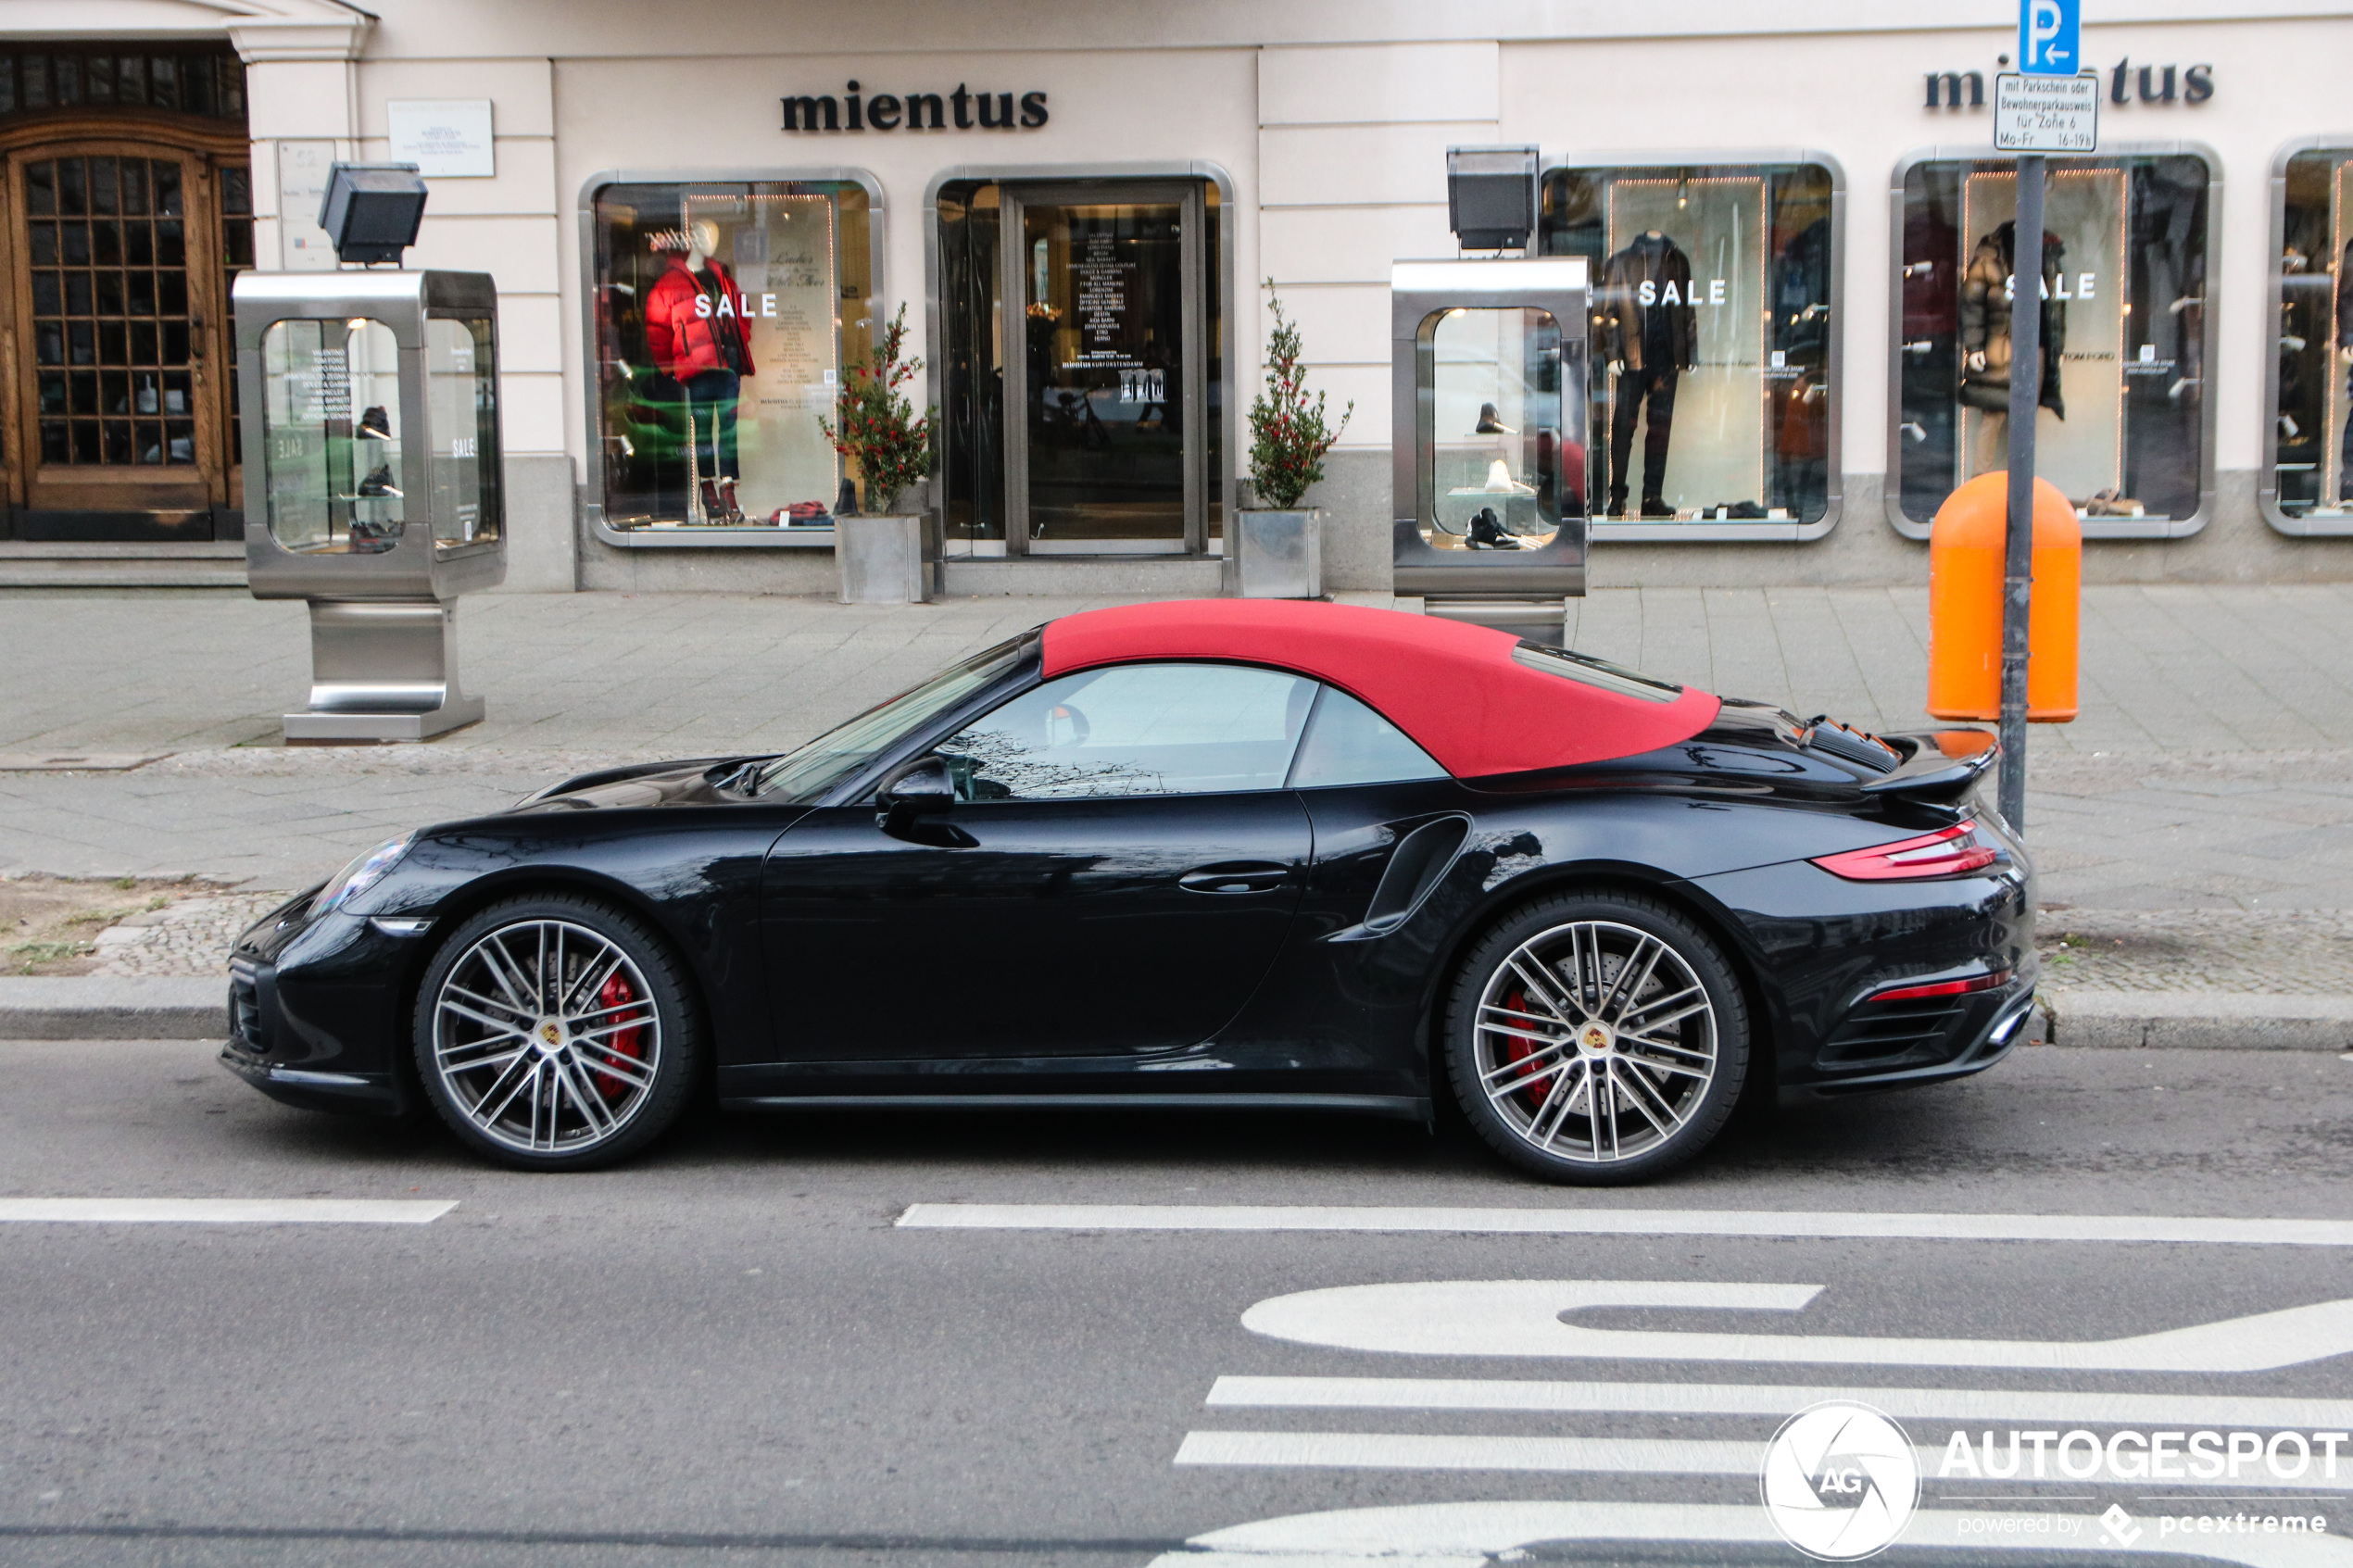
[897,1203,2353,1246]
[1206,1375,2353,1430]
[1240,1280,2353,1373]
[0,1198,456,1224]
[1151,1500,2353,1566]
[1172,1431,2353,1491]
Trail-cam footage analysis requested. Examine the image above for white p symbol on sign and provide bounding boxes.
[2027,0,2066,67]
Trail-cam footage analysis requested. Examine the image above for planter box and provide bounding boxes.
[1232,508,1322,599]
[836,514,927,605]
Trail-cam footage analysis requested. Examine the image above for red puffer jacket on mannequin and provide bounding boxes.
[643,256,756,379]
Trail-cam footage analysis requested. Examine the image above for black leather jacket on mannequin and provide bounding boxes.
[1597,232,1698,372]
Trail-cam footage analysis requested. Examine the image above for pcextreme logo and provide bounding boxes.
[1760,1401,1922,1562]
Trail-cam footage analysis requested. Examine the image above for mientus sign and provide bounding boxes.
[781,81,1048,132]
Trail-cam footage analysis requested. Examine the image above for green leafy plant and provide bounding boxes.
[1247,281,1353,510]
[818,305,937,510]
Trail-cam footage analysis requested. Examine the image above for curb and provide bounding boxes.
[0,977,225,1041]
[2036,989,2353,1051]
[2,978,2350,1052]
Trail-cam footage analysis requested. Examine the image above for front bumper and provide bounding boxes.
[218,911,430,1118]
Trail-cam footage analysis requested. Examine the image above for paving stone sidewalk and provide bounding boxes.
[4,583,2352,922]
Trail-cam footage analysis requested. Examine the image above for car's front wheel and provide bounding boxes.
[1446,890,1748,1185]
[413,895,700,1171]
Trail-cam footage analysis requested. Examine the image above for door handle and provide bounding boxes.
[1178,862,1290,895]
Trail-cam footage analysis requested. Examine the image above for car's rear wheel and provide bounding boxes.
[413,895,699,1171]
[1446,890,1748,1185]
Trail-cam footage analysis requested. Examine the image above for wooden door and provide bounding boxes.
[2,139,247,539]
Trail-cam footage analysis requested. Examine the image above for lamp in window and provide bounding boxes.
[319,162,428,266]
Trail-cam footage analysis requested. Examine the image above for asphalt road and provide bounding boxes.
[1,1040,2350,1568]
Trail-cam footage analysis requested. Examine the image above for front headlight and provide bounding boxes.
[308,834,414,919]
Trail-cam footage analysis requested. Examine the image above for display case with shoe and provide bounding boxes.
[1391,256,1589,640]
[233,268,505,740]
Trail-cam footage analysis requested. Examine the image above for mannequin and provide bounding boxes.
[2337,234,2353,502]
[1597,230,1696,518]
[644,220,757,521]
[1958,220,2067,474]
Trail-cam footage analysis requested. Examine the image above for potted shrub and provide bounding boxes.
[820,305,937,604]
[1237,281,1353,598]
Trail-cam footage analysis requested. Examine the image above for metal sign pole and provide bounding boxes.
[1998,154,2045,834]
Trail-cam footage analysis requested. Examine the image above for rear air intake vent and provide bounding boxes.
[1815,997,1967,1070]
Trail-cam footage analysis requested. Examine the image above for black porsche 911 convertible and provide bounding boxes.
[222,598,2033,1182]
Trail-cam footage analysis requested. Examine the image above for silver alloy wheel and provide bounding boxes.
[1472,919,1718,1165]
[429,918,662,1156]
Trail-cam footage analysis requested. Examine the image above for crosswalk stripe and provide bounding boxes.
[1205,1375,2353,1430]
[896,1203,2353,1246]
[1172,1431,2353,1490]
[1155,1500,2353,1567]
[0,1198,456,1224]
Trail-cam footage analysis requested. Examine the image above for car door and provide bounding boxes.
[760,660,1316,1067]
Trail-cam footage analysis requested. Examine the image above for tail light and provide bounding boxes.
[1870,968,2013,1003]
[1811,822,1997,881]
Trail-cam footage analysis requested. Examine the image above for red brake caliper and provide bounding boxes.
[592,972,646,1098]
[1500,985,1552,1107]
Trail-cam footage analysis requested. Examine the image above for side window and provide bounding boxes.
[1288,686,1449,788]
[940,662,1316,800]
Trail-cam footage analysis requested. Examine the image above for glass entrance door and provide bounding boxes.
[1003,182,1206,555]
[6,143,246,539]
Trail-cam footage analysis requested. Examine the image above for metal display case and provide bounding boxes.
[1391,257,1589,643]
[234,270,504,740]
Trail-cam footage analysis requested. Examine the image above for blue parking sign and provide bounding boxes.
[2019,0,2081,75]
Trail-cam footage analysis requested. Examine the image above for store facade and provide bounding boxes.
[6,0,2350,591]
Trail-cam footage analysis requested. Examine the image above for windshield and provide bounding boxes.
[754,635,1029,801]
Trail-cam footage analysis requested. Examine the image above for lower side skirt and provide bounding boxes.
[723,1092,1428,1121]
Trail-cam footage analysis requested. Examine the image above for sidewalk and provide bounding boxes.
[5,584,2353,1047]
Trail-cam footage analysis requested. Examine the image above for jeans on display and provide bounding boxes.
[681,368,740,488]
[2341,363,2353,503]
[1609,364,1679,511]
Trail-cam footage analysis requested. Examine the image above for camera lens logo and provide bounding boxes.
[1759,1401,1920,1562]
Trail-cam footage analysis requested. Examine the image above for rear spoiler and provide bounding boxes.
[1859,730,1998,802]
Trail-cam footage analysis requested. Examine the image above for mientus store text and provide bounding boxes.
[6,1,2351,593]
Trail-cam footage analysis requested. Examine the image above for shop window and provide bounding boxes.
[586,178,875,538]
[1893,151,2212,538]
[0,45,245,122]
[1541,160,1838,531]
[2268,144,2353,533]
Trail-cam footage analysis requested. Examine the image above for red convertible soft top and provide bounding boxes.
[1040,599,1721,779]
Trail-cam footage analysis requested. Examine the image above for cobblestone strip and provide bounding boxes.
[2039,909,2353,995]
[87,892,286,978]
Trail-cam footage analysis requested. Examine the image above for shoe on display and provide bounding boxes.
[355,406,393,441]
[1466,506,1521,550]
[1604,496,1628,519]
[1640,496,1675,519]
[357,464,402,498]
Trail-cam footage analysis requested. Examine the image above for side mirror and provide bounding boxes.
[876,754,970,846]
[879,754,957,812]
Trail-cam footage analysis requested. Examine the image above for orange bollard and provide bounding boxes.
[1925,471,2080,722]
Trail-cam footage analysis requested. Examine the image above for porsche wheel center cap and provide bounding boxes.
[535,1021,566,1056]
[1578,1021,1616,1057]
